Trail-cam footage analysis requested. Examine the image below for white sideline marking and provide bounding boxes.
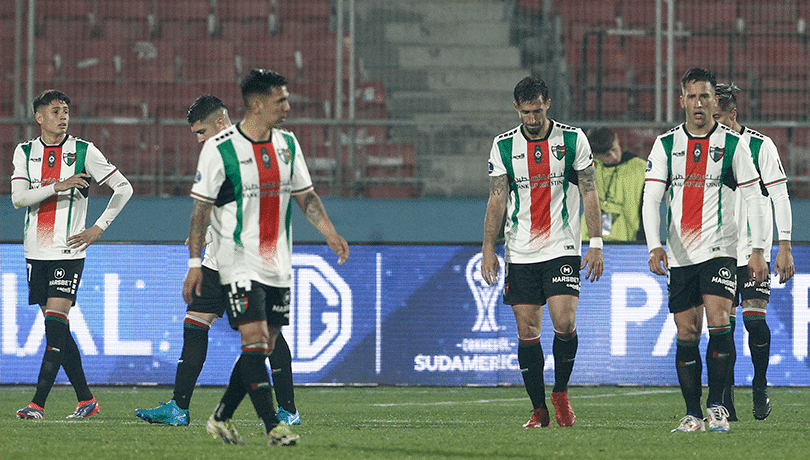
[373,389,677,407]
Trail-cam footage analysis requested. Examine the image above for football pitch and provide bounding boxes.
[2,385,809,459]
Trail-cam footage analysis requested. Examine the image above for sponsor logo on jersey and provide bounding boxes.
[239,157,254,165]
[488,161,494,174]
[194,171,202,183]
[533,144,543,164]
[692,143,702,162]
[54,268,65,279]
[673,150,685,157]
[512,153,525,160]
[260,147,272,169]
[646,160,653,172]
[48,150,56,168]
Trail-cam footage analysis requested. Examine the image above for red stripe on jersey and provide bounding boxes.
[681,139,709,248]
[527,140,551,246]
[38,147,63,247]
[253,142,281,270]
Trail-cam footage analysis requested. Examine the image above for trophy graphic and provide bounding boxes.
[466,252,504,332]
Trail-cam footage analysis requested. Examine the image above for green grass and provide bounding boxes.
[2,385,809,459]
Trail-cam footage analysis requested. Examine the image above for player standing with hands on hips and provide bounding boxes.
[642,68,769,433]
[12,90,133,419]
[184,70,348,447]
[481,76,604,429]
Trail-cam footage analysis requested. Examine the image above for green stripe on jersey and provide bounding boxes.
[561,130,578,228]
[748,136,763,174]
[65,141,90,239]
[660,133,675,229]
[718,133,739,228]
[217,140,245,247]
[496,137,519,233]
[21,143,32,233]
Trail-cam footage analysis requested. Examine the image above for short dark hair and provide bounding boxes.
[514,76,549,104]
[715,83,740,112]
[33,89,70,113]
[587,127,617,155]
[680,67,716,92]
[240,69,288,105]
[187,95,227,125]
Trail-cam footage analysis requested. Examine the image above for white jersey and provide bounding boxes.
[488,120,593,264]
[645,123,761,267]
[190,124,313,287]
[11,135,119,260]
[734,127,788,265]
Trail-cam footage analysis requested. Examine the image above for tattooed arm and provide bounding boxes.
[294,190,349,264]
[183,199,213,303]
[578,165,604,281]
[481,174,508,286]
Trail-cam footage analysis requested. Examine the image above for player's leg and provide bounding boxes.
[742,297,771,419]
[545,256,580,427]
[263,287,299,445]
[505,262,549,428]
[512,303,549,427]
[269,332,299,425]
[136,265,224,425]
[670,304,704,431]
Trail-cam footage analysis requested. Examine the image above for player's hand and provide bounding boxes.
[54,173,90,192]
[481,247,500,286]
[67,225,103,250]
[326,234,349,265]
[581,247,603,282]
[648,247,668,275]
[774,245,795,284]
[183,267,203,304]
[748,249,769,284]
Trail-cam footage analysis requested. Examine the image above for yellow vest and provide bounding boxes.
[581,155,647,242]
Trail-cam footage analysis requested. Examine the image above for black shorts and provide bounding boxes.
[188,266,227,317]
[26,259,85,307]
[668,257,736,314]
[223,280,291,330]
[503,256,581,306]
[734,263,770,307]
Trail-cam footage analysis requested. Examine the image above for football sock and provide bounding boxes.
[214,357,248,422]
[675,339,703,418]
[725,315,736,388]
[517,336,546,410]
[173,315,212,410]
[706,324,733,407]
[269,333,296,413]
[238,344,278,433]
[744,315,771,388]
[61,331,93,402]
[552,329,577,393]
[32,311,70,407]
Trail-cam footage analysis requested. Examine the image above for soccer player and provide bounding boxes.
[12,89,133,419]
[481,76,604,428]
[714,83,794,421]
[184,70,349,446]
[642,68,769,433]
[135,95,301,426]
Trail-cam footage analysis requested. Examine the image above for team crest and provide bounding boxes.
[552,144,566,160]
[710,146,724,162]
[277,147,291,164]
[63,151,76,166]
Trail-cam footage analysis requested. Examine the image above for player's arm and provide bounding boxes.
[11,173,92,209]
[482,174,508,286]
[768,182,794,283]
[643,140,669,275]
[577,164,604,282]
[294,190,349,264]
[67,171,133,250]
[183,198,213,303]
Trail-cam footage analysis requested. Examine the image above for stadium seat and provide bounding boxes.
[676,0,738,32]
[740,0,798,33]
[556,0,619,27]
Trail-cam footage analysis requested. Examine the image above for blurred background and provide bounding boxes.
[2,0,809,202]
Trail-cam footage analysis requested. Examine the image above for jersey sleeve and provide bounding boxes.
[84,142,119,185]
[191,142,226,203]
[644,136,669,184]
[11,143,30,183]
[573,128,594,171]
[758,136,788,188]
[289,134,314,195]
[732,140,761,188]
[488,138,507,177]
